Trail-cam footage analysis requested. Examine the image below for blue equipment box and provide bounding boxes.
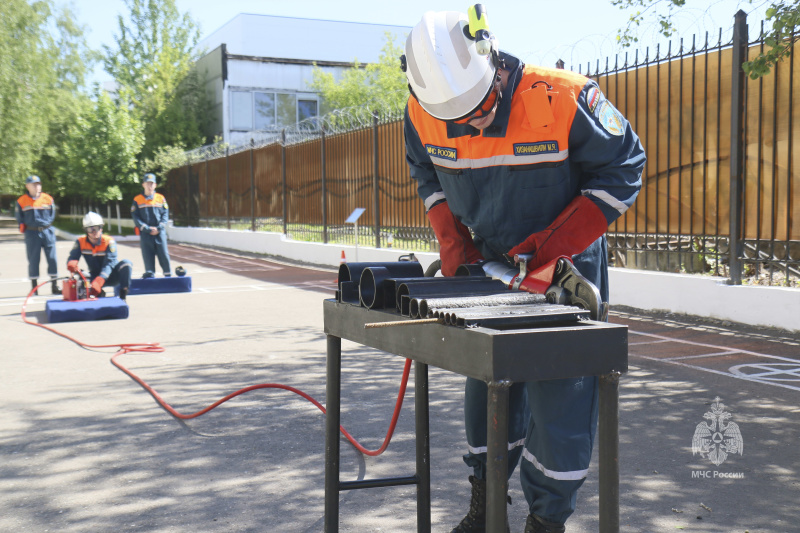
[46,298,129,323]
[114,276,192,296]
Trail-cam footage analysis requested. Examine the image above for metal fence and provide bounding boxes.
[165,11,798,286]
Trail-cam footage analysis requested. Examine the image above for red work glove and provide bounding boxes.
[508,195,609,272]
[90,276,106,297]
[20,224,26,233]
[67,260,79,273]
[427,201,484,277]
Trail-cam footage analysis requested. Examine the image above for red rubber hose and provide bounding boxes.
[21,279,410,457]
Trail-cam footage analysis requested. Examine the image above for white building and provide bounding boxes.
[195,14,411,145]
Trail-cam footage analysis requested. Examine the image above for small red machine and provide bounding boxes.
[62,272,91,302]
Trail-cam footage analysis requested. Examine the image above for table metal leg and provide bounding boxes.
[486,380,511,533]
[325,335,342,533]
[598,372,621,533]
[415,362,431,533]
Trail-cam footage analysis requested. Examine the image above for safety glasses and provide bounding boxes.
[452,78,502,125]
[86,226,102,233]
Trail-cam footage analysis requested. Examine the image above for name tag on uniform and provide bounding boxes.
[425,144,458,161]
[513,141,559,155]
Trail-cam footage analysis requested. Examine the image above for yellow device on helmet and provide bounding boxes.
[467,4,493,56]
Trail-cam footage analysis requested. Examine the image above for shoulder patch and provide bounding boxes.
[597,101,624,136]
[425,144,457,161]
[586,87,603,114]
[513,141,560,156]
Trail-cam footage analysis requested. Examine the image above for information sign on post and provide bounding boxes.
[345,208,366,261]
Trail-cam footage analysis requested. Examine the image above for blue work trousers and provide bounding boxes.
[139,231,171,275]
[24,228,58,279]
[94,260,133,291]
[462,375,599,525]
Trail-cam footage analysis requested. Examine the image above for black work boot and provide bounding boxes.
[51,278,61,295]
[524,514,566,533]
[30,279,39,296]
[450,475,510,533]
[119,287,128,301]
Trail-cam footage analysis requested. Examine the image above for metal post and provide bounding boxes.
[225,147,231,230]
[486,380,511,533]
[322,127,328,244]
[282,129,288,236]
[205,158,210,227]
[373,112,381,248]
[414,361,431,533]
[598,372,621,533]
[729,10,748,284]
[324,335,342,533]
[250,138,256,232]
[185,157,191,226]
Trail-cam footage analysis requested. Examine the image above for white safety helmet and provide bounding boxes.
[82,212,104,228]
[402,8,500,121]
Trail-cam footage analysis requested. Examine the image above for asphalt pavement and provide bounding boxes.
[1,218,799,533]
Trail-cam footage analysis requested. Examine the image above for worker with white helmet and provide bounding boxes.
[66,212,133,301]
[402,5,645,532]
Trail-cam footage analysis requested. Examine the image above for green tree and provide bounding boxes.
[309,33,408,115]
[0,0,57,193]
[103,0,208,161]
[612,0,800,78]
[34,5,98,197]
[62,90,144,204]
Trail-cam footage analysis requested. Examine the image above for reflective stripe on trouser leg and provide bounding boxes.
[520,376,599,524]
[462,377,529,480]
[24,231,43,279]
[140,233,156,273]
[106,260,133,290]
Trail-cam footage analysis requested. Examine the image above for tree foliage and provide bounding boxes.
[103,0,209,161]
[61,90,144,203]
[309,33,408,115]
[612,0,800,78]
[0,0,68,193]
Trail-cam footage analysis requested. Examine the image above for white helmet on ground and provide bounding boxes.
[82,212,104,228]
[402,8,499,121]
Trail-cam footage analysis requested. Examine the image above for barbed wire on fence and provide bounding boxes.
[181,94,406,166]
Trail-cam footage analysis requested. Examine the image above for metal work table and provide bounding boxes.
[323,299,627,533]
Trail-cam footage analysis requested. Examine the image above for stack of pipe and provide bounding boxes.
[336,261,588,329]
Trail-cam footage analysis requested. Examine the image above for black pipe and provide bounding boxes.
[338,261,424,290]
[454,263,489,277]
[383,275,488,311]
[360,267,391,309]
[396,280,508,316]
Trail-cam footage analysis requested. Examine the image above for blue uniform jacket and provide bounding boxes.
[131,193,169,232]
[68,235,119,280]
[15,193,57,229]
[404,52,646,296]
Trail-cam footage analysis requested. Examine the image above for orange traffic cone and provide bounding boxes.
[340,250,347,264]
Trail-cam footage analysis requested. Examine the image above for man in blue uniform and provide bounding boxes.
[402,7,645,533]
[15,175,60,295]
[67,212,132,301]
[131,173,171,277]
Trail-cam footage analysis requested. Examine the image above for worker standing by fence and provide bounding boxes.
[131,173,172,278]
[401,6,645,532]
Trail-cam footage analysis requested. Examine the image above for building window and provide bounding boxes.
[230,91,253,130]
[254,92,276,130]
[230,89,319,131]
[298,99,318,124]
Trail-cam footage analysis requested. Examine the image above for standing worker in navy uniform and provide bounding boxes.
[15,175,61,295]
[131,173,171,277]
[402,6,645,533]
[67,212,132,301]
